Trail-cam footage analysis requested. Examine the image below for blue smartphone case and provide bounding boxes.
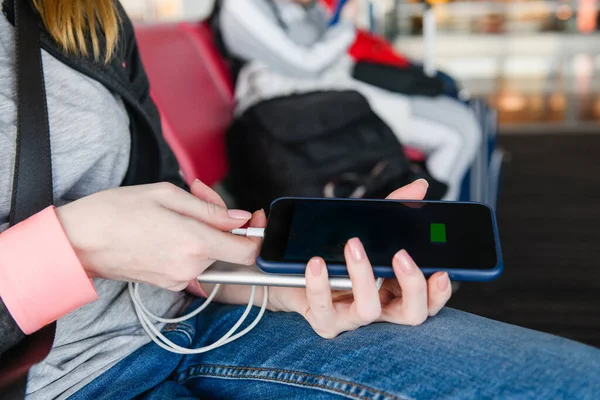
[256,198,503,282]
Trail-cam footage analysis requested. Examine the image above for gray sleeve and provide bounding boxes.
[0,297,25,355]
[220,0,356,79]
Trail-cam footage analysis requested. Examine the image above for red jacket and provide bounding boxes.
[321,0,410,68]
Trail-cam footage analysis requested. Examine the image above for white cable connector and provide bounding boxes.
[129,227,268,355]
[231,227,265,238]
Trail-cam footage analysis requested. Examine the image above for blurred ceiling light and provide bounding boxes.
[556,4,573,21]
[577,0,598,33]
[573,54,593,94]
[155,0,181,20]
[593,98,600,117]
[574,54,594,76]
[549,93,566,111]
[499,92,526,112]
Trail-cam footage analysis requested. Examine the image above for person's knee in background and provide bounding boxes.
[408,116,464,200]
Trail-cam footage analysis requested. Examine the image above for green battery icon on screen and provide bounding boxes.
[430,223,447,243]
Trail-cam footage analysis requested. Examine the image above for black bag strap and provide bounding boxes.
[9,0,53,225]
[0,0,56,398]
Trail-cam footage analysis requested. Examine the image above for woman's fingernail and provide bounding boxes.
[228,209,252,220]
[309,258,323,276]
[415,178,429,189]
[348,238,366,261]
[395,250,415,274]
[437,272,450,291]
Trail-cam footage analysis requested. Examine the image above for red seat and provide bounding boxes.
[135,22,233,186]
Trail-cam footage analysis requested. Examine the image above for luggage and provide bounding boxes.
[225,90,446,212]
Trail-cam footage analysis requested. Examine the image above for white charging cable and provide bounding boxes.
[129,227,381,354]
[129,228,267,354]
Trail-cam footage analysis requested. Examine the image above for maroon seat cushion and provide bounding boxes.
[135,22,234,186]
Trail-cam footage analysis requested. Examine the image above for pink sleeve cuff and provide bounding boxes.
[0,206,98,334]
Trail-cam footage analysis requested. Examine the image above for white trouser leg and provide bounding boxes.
[351,80,413,142]
[407,117,467,201]
[350,80,480,201]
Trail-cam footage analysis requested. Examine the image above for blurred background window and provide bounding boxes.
[121,0,213,22]
[375,0,600,131]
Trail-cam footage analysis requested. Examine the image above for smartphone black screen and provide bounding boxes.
[261,198,498,270]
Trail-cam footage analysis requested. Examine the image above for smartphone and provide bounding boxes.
[256,197,503,281]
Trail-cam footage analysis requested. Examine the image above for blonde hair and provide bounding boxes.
[32,0,119,63]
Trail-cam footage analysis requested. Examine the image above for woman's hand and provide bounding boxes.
[56,181,260,291]
[266,179,453,338]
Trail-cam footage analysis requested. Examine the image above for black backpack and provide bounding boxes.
[226,90,434,212]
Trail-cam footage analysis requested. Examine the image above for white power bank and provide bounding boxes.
[198,262,383,291]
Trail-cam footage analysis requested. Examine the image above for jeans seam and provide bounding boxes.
[162,326,194,343]
[176,364,413,400]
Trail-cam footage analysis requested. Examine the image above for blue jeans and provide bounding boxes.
[72,302,600,399]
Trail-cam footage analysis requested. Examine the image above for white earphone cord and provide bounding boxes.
[129,228,268,354]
